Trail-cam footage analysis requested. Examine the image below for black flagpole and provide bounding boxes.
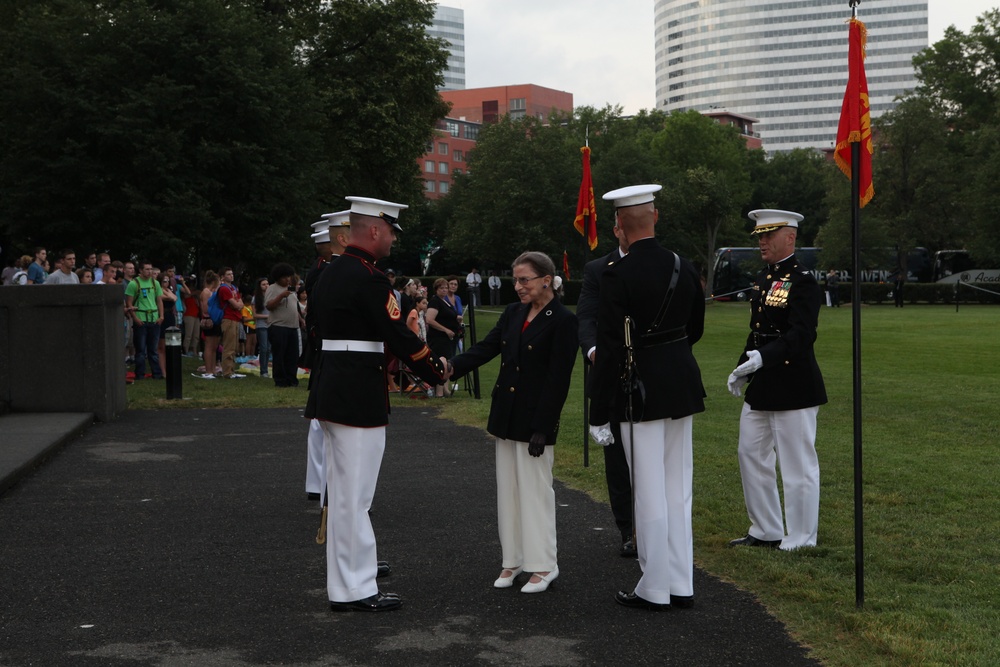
[849,0,865,611]
[583,365,590,467]
[582,125,591,468]
[852,137,865,610]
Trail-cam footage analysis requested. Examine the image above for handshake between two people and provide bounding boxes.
[434,357,545,458]
[438,356,454,383]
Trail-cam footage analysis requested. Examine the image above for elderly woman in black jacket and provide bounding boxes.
[448,251,578,594]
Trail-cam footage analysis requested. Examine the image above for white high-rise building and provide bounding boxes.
[655,0,927,153]
[430,5,465,91]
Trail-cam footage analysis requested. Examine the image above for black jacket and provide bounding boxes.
[590,238,706,425]
[305,245,445,427]
[302,255,329,367]
[739,254,827,411]
[450,299,578,445]
[578,248,623,363]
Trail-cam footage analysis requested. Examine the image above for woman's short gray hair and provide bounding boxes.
[512,251,556,279]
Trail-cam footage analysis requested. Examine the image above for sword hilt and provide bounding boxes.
[315,506,328,544]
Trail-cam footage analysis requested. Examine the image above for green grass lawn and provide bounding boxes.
[127,357,312,410]
[128,303,1000,666]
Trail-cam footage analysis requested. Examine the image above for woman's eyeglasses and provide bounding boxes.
[513,276,542,286]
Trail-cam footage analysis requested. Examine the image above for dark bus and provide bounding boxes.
[931,249,1000,283]
[710,247,932,300]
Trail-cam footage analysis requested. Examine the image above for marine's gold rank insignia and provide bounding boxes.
[386,293,401,320]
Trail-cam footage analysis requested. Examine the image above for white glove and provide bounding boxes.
[727,372,748,397]
[732,349,763,377]
[589,424,614,447]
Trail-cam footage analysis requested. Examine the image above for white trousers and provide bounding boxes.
[737,403,820,550]
[495,438,557,573]
[322,421,385,603]
[619,417,694,603]
[305,418,325,498]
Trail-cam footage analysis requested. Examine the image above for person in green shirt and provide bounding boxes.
[124,261,164,380]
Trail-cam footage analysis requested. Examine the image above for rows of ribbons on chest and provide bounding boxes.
[763,279,792,308]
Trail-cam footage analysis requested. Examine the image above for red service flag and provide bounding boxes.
[563,250,570,281]
[835,17,874,207]
[573,146,598,250]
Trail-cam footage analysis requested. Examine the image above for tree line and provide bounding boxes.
[0,0,449,279]
[433,11,1000,283]
[849,9,1000,270]
[2,3,998,283]
[429,107,835,289]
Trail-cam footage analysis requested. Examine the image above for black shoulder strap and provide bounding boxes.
[648,252,681,334]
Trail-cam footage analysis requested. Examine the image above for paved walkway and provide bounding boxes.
[0,412,92,496]
[0,407,819,666]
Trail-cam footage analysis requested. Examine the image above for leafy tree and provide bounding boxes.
[813,163,895,273]
[565,106,666,270]
[304,0,450,209]
[446,114,578,270]
[0,0,324,275]
[872,97,967,251]
[909,10,1000,265]
[896,9,1000,265]
[442,107,760,285]
[300,0,450,276]
[651,110,752,287]
[586,108,667,247]
[746,148,835,246]
[965,124,1000,265]
[912,10,1000,131]
[824,11,1000,269]
[442,107,678,278]
[0,0,450,281]
[665,165,744,281]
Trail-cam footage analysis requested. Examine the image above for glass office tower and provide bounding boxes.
[430,5,466,91]
[655,0,927,152]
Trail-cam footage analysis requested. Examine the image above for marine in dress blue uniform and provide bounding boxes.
[590,185,706,611]
[305,197,446,612]
[727,209,827,551]
[578,230,635,557]
[304,212,349,503]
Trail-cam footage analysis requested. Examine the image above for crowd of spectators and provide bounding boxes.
[2,249,472,388]
[2,247,264,381]
[1,248,132,286]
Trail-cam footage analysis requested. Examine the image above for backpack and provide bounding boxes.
[207,289,225,325]
[9,269,27,285]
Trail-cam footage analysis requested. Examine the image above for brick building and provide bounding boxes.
[702,110,763,150]
[420,84,575,200]
[422,117,480,199]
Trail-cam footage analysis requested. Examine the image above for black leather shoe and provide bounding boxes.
[329,592,401,612]
[728,534,782,548]
[377,561,391,578]
[620,537,637,558]
[615,590,670,611]
[670,595,694,609]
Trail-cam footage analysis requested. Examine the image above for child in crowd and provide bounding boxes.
[241,297,256,361]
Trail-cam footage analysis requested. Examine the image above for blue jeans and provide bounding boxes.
[133,321,162,379]
[257,326,271,376]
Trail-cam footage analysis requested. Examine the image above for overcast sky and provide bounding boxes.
[450,0,998,114]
